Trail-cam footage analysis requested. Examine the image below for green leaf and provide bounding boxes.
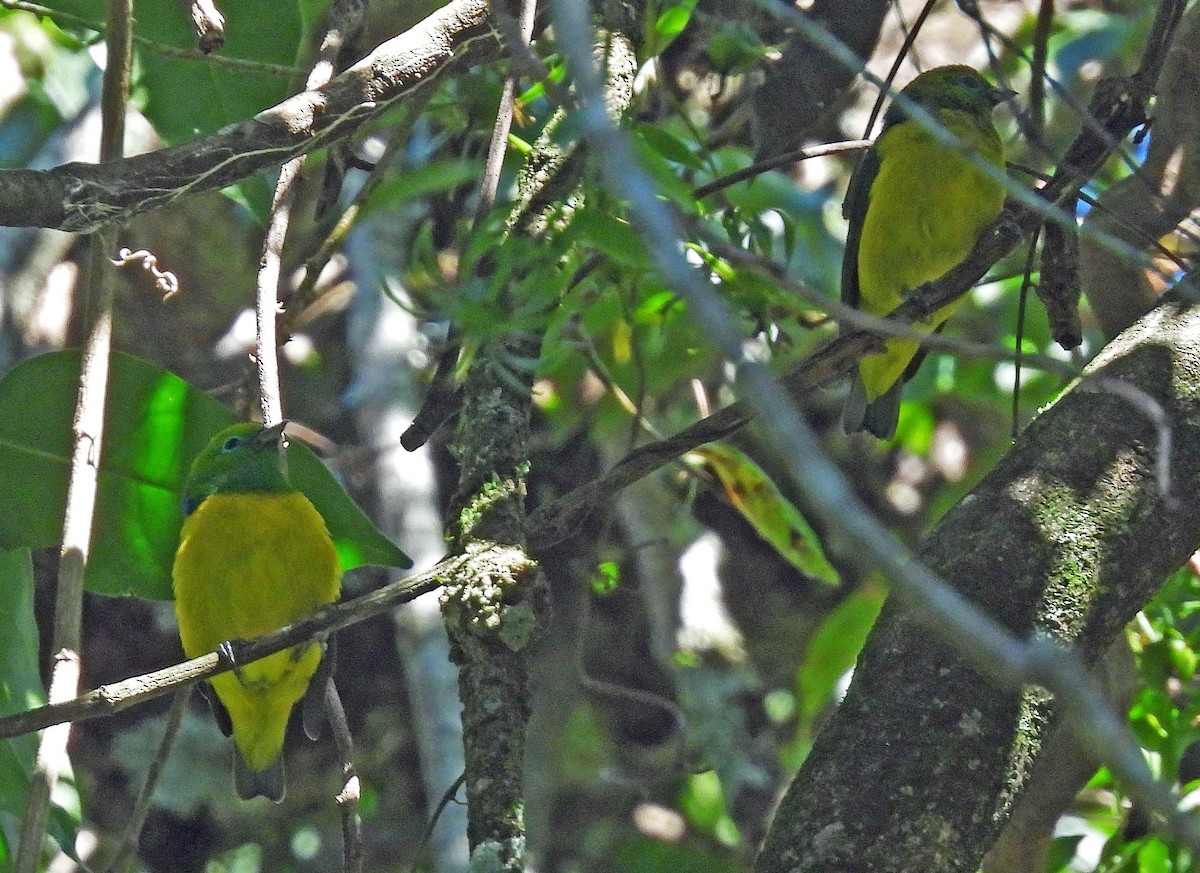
[1045,834,1085,871]
[0,550,42,827]
[366,159,484,215]
[630,136,700,211]
[1136,838,1170,873]
[706,22,770,74]
[637,124,704,170]
[688,444,839,586]
[0,351,412,599]
[286,443,412,575]
[220,175,275,226]
[590,560,620,595]
[37,0,306,143]
[655,0,697,38]
[614,833,743,873]
[0,549,80,863]
[574,208,653,270]
[797,585,887,725]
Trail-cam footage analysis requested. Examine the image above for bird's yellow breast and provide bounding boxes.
[854,108,1006,398]
[173,491,340,660]
[858,108,1006,310]
[173,490,340,771]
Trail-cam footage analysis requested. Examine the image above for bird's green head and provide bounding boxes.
[885,65,1014,129]
[181,421,291,516]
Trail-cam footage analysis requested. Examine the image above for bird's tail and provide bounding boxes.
[843,375,901,440]
[234,751,285,803]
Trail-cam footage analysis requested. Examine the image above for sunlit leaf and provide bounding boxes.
[797,584,886,725]
[654,0,697,38]
[689,443,839,586]
[0,351,411,599]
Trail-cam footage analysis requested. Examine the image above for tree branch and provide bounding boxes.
[15,0,132,867]
[756,292,1200,871]
[0,0,497,232]
[0,557,462,739]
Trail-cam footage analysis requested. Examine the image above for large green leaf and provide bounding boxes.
[0,350,412,599]
[37,0,320,143]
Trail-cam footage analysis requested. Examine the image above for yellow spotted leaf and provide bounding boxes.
[690,444,839,586]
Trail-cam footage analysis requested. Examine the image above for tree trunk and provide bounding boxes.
[757,292,1200,872]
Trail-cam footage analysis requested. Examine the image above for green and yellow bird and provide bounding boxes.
[173,421,341,801]
[842,65,1012,438]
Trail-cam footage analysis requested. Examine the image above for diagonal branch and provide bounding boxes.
[0,556,463,740]
[0,0,497,232]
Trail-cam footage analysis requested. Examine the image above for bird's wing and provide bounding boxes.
[840,146,880,312]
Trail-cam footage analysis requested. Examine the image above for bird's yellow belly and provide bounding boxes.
[173,491,340,770]
[856,115,1005,398]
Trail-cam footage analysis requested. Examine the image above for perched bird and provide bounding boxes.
[842,65,1012,439]
[173,421,340,801]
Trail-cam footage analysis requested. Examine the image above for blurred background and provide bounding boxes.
[0,0,1194,871]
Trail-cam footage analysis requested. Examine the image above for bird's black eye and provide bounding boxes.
[221,435,243,452]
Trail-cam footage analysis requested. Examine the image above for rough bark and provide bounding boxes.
[756,292,1200,872]
[438,7,642,869]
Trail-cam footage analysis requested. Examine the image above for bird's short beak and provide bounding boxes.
[990,86,1018,106]
[254,420,289,446]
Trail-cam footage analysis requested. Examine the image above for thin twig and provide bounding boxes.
[477,0,537,217]
[692,139,870,199]
[573,324,666,440]
[0,556,462,740]
[958,0,1175,192]
[325,679,363,873]
[1008,163,1192,275]
[256,153,300,426]
[257,0,363,425]
[1029,0,1054,142]
[1011,226,1042,439]
[862,0,938,135]
[14,0,131,869]
[410,773,466,872]
[100,687,192,873]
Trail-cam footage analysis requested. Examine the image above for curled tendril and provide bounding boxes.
[110,247,181,300]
